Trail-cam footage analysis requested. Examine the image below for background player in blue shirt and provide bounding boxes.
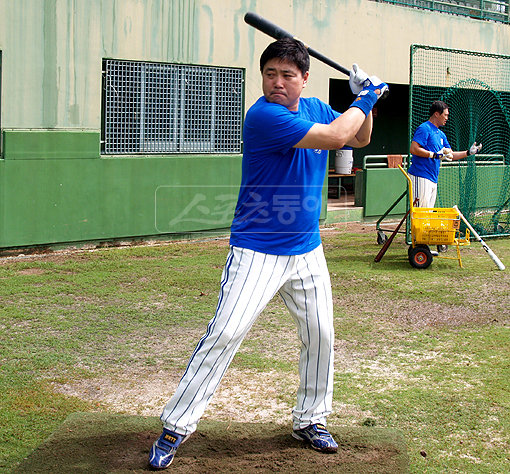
[149,38,388,469]
[409,100,482,208]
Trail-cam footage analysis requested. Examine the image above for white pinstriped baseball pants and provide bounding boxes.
[160,244,334,435]
[409,173,437,208]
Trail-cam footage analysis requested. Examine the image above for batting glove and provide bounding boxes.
[350,76,389,116]
[362,76,389,99]
[468,142,482,155]
[441,147,453,161]
[349,63,368,95]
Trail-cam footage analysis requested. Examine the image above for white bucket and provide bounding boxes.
[335,148,353,174]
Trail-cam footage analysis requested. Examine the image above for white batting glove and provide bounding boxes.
[349,63,369,95]
[468,142,482,155]
[441,147,453,161]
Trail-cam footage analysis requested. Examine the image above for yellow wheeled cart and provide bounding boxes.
[399,165,470,269]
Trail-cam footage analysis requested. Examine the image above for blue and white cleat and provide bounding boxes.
[148,428,189,469]
[292,423,338,453]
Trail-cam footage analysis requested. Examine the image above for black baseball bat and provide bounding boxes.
[374,210,410,263]
[244,12,350,76]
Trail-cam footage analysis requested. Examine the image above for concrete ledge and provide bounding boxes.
[14,412,408,473]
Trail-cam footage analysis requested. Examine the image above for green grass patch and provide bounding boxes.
[1,231,509,472]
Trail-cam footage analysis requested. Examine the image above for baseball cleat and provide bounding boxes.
[148,428,189,470]
[292,423,338,453]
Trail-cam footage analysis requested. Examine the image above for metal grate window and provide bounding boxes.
[102,59,244,154]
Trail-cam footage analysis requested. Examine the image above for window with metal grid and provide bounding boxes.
[102,59,244,154]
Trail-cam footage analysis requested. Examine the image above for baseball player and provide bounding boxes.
[409,100,482,208]
[148,38,388,470]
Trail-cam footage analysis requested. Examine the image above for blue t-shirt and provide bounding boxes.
[408,121,451,183]
[229,96,340,255]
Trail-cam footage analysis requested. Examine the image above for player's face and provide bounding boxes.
[438,109,449,126]
[262,58,308,112]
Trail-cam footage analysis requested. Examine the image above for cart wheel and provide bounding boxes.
[437,245,448,253]
[408,245,433,269]
[377,230,388,245]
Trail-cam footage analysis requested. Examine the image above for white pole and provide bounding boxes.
[453,206,505,271]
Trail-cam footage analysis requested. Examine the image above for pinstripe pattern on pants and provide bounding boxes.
[409,172,437,208]
[160,244,334,435]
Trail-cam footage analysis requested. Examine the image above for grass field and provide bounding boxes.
[1,223,509,473]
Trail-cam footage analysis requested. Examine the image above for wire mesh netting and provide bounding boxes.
[409,44,510,237]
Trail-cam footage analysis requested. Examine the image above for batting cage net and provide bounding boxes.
[409,44,510,238]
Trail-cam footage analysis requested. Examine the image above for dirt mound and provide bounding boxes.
[14,412,408,473]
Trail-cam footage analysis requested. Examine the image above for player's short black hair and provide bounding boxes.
[259,38,310,76]
[429,100,449,116]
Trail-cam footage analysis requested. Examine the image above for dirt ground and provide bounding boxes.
[15,413,408,473]
[5,222,411,472]
[4,223,382,425]
[7,221,507,472]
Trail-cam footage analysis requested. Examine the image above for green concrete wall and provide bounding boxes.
[363,168,408,218]
[0,129,328,247]
[0,130,242,247]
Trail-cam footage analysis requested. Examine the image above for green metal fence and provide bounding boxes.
[374,0,509,23]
